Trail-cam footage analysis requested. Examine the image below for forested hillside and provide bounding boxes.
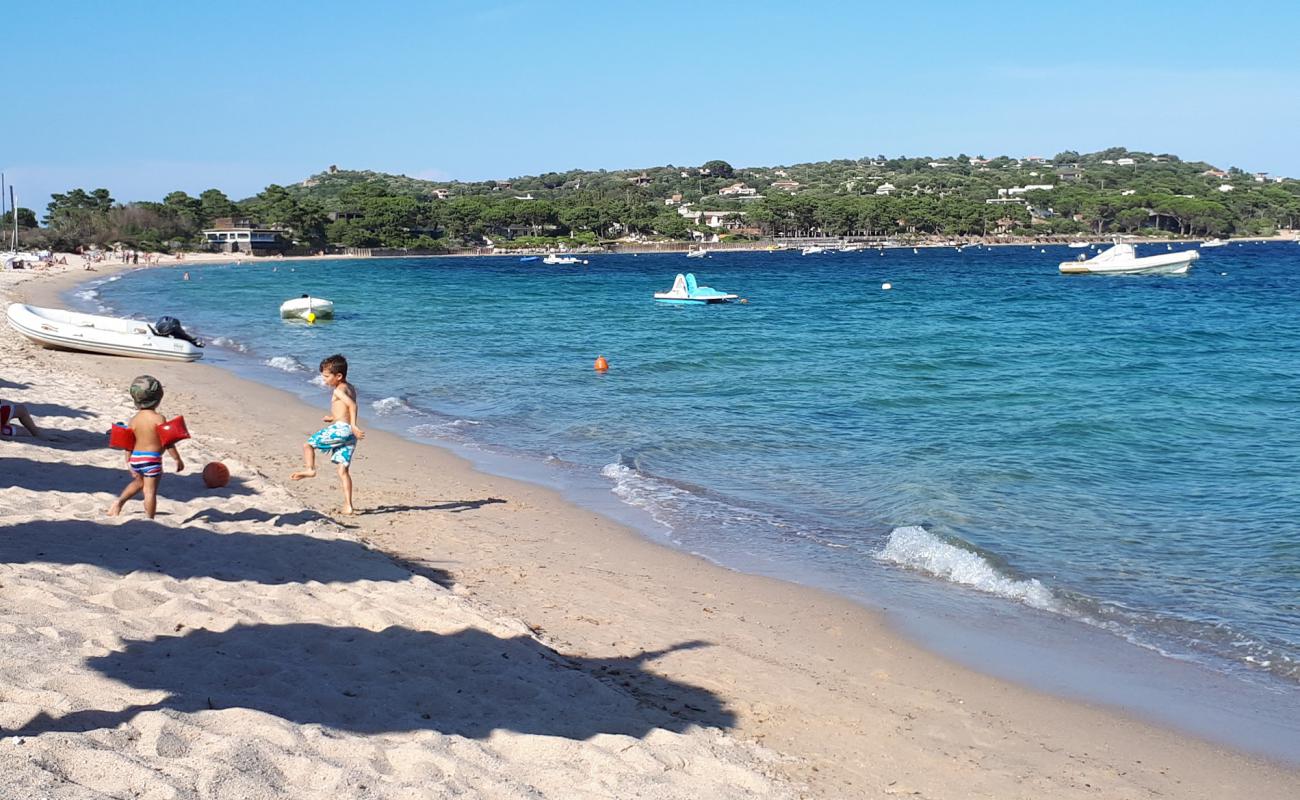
[14,148,1300,251]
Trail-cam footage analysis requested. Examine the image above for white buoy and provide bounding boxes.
[1221,272,1228,276]
[882,282,892,290]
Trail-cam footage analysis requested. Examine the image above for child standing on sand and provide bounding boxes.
[108,375,185,519]
[292,354,365,514]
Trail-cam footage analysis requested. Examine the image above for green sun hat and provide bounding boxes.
[129,375,164,409]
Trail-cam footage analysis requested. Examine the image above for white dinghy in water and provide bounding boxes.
[280,295,334,321]
[6,304,204,361]
[1059,242,1199,275]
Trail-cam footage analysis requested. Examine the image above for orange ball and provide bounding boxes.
[594,355,609,372]
[202,461,230,488]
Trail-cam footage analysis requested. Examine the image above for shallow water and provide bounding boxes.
[90,243,1300,697]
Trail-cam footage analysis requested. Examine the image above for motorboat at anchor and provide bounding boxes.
[1059,242,1199,275]
[6,303,204,361]
[653,272,738,304]
[800,246,826,255]
[280,295,334,320]
[542,254,589,265]
[1200,238,1227,248]
[686,248,709,258]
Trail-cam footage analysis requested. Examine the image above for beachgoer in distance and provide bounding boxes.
[108,375,185,519]
[292,354,365,514]
[0,398,44,438]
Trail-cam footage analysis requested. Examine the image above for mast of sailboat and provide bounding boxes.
[9,186,16,251]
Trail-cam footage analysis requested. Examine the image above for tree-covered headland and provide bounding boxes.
[13,147,1300,253]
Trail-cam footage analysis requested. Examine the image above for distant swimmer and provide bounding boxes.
[182,272,190,281]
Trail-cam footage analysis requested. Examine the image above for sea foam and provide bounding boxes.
[264,355,308,373]
[372,396,417,415]
[877,526,1057,611]
[211,336,250,353]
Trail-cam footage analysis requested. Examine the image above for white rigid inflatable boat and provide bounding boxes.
[280,295,334,320]
[1059,242,1199,275]
[6,304,204,362]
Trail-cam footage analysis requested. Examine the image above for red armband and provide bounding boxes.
[108,423,136,450]
[156,415,191,448]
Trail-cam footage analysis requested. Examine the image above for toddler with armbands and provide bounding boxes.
[107,375,188,519]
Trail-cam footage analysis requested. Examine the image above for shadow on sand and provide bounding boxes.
[361,498,507,515]
[182,506,337,528]
[10,625,729,741]
[8,427,120,453]
[0,518,452,587]
[4,456,256,501]
[20,402,96,419]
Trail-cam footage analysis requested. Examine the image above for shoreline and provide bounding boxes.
[7,261,1300,797]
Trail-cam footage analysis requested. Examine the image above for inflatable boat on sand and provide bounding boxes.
[6,304,204,361]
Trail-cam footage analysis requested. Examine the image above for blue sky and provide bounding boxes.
[6,1,1299,209]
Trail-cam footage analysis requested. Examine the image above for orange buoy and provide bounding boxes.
[594,355,609,372]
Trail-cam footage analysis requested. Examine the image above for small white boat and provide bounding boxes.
[1059,242,1199,275]
[542,254,588,265]
[686,248,709,258]
[280,295,334,320]
[1200,238,1227,248]
[1068,241,1090,248]
[653,273,738,304]
[801,246,826,256]
[6,303,204,361]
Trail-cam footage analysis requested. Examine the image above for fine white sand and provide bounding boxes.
[1,265,792,798]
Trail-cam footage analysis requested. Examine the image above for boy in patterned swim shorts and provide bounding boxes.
[292,354,366,514]
[108,375,185,519]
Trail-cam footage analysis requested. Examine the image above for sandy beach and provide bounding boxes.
[3,258,1298,799]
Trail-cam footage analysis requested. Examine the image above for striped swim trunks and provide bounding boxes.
[129,450,163,477]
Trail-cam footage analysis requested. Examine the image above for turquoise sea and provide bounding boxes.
[82,242,1300,751]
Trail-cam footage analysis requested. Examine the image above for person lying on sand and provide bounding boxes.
[0,398,44,438]
[292,354,365,514]
[108,376,186,519]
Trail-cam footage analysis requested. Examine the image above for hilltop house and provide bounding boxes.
[202,217,288,254]
[770,180,800,193]
[875,183,896,196]
[678,206,747,230]
[628,172,652,186]
[718,182,758,197]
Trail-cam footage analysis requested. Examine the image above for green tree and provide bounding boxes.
[701,160,734,179]
[1,207,38,228]
[198,189,237,225]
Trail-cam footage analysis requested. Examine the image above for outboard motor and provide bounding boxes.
[153,316,204,347]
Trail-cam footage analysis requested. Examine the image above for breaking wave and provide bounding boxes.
[372,396,418,415]
[264,355,308,373]
[211,335,250,353]
[877,525,1058,611]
